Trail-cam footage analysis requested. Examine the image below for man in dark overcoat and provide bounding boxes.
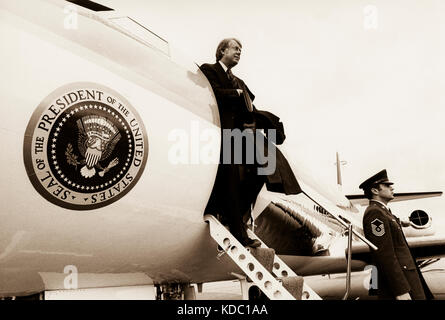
[360,169,434,300]
[200,38,301,247]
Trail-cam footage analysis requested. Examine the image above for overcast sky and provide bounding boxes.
[98,0,445,226]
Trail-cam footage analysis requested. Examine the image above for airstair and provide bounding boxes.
[204,214,322,300]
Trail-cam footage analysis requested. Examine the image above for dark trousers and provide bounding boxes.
[205,162,265,242]
[205,126,267,242]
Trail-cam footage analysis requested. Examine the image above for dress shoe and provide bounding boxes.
[243,238,261,248]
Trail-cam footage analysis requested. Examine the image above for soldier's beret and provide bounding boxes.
[359,169,394,190]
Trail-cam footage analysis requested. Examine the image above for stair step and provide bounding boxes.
[204,214,321,300]
[246,228,322,300]
[249,247,275,274]
[281,276,304,300]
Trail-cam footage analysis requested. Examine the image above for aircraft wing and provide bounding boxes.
[346,191,443,206]
[351,235,445,263]
[278,255,367,276]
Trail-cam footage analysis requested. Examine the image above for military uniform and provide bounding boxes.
[360,170,434,300]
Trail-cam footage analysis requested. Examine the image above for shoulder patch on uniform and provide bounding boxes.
[371,218,385,237]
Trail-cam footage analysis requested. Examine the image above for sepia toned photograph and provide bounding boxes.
[1,0,444,307]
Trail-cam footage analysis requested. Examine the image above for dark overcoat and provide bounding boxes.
[200,62,301,196]
[363,200,434,300]
[200,62,301,239]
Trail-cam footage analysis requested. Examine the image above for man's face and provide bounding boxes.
[221,40,242,67]
[374,183,395,202]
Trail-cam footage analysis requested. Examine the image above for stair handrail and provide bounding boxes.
[302,191,378,251]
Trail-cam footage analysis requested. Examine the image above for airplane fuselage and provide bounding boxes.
[0,0,235,297]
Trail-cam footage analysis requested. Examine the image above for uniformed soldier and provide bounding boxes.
[359,169,434,300]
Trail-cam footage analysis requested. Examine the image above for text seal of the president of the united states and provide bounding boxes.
[23,83,148,210]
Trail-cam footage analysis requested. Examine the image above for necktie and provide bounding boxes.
[227,69,253,112]
[227,69,238,88]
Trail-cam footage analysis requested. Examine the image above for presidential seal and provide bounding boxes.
[23,83,148,210]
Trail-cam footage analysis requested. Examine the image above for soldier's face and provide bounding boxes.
[221,40,242,67]
[377,183,394,201]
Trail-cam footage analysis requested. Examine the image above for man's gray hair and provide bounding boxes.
[215,38,242,62]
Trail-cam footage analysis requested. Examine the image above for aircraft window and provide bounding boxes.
[67,0,114,11]
[108,17,170,56]
[409,210,429,226]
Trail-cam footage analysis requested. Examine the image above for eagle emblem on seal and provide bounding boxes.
[24,83,148,210]
[66,115,122,178]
